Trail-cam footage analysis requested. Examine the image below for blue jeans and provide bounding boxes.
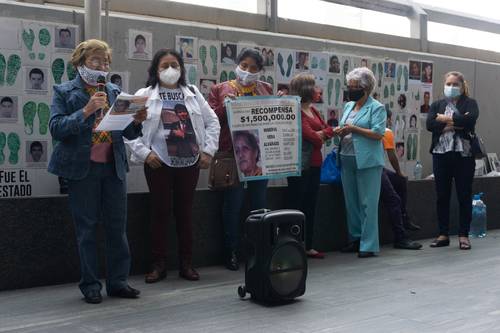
[67,162,130,296]
[222,179,268,251]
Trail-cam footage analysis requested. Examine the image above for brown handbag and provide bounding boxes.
[208,151,240,190]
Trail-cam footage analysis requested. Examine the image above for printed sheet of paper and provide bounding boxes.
[95,93,147,131]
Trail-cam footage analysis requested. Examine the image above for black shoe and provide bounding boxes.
[394,239,423,250]
[430,237,450,248]
[83,290,102,304]
[358,251,376,258]
[404,220,422,231]
[225,251,239,271]
[340,241,360,253]
[108,285,140,299]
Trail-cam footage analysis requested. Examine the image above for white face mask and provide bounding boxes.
[235,66,259,86]
[77,65,109,86]
[159,67,181,86]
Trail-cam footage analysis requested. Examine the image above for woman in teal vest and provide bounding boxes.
[337,67,387,258]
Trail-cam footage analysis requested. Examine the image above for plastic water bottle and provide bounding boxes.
[470,193,487,238]
[414,161,423,180]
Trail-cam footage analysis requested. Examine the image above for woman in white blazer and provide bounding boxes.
[126,49,220,283]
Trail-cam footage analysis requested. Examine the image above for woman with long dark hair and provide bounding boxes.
[126,49,220,282]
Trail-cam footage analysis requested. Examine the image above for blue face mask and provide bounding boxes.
[444,85,461,99]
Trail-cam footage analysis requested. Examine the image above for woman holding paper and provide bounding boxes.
[48,39,146,304]
[337,67,386,258]
[126,49,220,283]
[208,48,273,271]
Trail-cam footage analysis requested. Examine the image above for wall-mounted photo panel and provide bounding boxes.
[0,18,21,50]
[25,140,48,168]
[24,66,49,95]
[54,25,78,53]
[109,71,130,94]
[176,35,198,61]
[128,29,152,61]
[0,95,19,124]
[21,21,53,67]
[198,40,219,78]
[220,42,237,65]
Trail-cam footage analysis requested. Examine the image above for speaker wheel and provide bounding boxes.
[238,285,246,298]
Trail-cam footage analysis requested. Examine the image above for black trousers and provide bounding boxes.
[432,152,475,237]
[380,168,407,242]
[287,167,321,251]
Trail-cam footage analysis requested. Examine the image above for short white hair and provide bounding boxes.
[346,67,376,94]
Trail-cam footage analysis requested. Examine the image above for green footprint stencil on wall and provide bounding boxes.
[199,45,208,75]
[23,101,37,135]
[403,65,409,91]
[390,83,395,97]
[396,64,402,91]
[407,135,412,161]
[188,66,196,85]
[319,58,327,71]
[210,46,218,76]
[286,54,293,77]
[38,28,51,46]
[7,54,21,86]
[371,63,377,76]
[377,63,383,87]
[412,134,417,160]
[384,85,389,99]
[327,78,333,105]
[7,133,20,165]
[0,54,5,86]
[266,76,274,86]
[220,70,228,82]
[51,58,65,84]
[259,75,266,82]
[22,28,36,60]
[66,62,76,80]
[38,102,50,135]
[0,132,6,165]
[311,56,318,69]
[335,79,341,106]
[228,71,236,81]
[277,53,285,76]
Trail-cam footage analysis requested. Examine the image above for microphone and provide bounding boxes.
[96,75,106,118]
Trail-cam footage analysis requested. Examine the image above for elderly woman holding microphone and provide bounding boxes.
[337,67,387,258]
[48,39,146,304]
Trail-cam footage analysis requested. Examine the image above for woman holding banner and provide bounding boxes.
[48,39,146,304]
[126,49,220,283]
[286,73,334,259]
[208,48,273,271]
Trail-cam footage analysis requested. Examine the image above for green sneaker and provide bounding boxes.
[7,132,20,165]
[38,102,50,135]
[6,54,21,86]
[199,45,207,75]
[0,132,6,165]
[23,101,37,135]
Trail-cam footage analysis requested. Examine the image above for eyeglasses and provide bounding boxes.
[87,58,110,68]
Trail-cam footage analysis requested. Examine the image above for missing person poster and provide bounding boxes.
[225,96,301,182]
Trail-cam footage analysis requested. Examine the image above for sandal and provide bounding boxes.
[459,239,471,250]
[430,237,450,247]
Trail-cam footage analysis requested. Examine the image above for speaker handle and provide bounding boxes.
[249,208,271,215]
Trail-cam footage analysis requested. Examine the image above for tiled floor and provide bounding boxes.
[1,231,500,333]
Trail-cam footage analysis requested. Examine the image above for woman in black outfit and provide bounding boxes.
[426,71,479,250]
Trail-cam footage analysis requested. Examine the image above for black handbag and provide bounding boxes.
[470,132,486,159]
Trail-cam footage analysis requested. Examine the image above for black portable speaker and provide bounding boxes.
[238,209,307,302]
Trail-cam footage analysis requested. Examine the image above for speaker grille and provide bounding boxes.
[268,240,306,297]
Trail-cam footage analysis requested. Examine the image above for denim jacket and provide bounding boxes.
[48,75,143,180]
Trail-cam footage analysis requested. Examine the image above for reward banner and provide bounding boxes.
[225,96,301,182]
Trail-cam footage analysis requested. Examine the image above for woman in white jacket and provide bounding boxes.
[126,49,220,283]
